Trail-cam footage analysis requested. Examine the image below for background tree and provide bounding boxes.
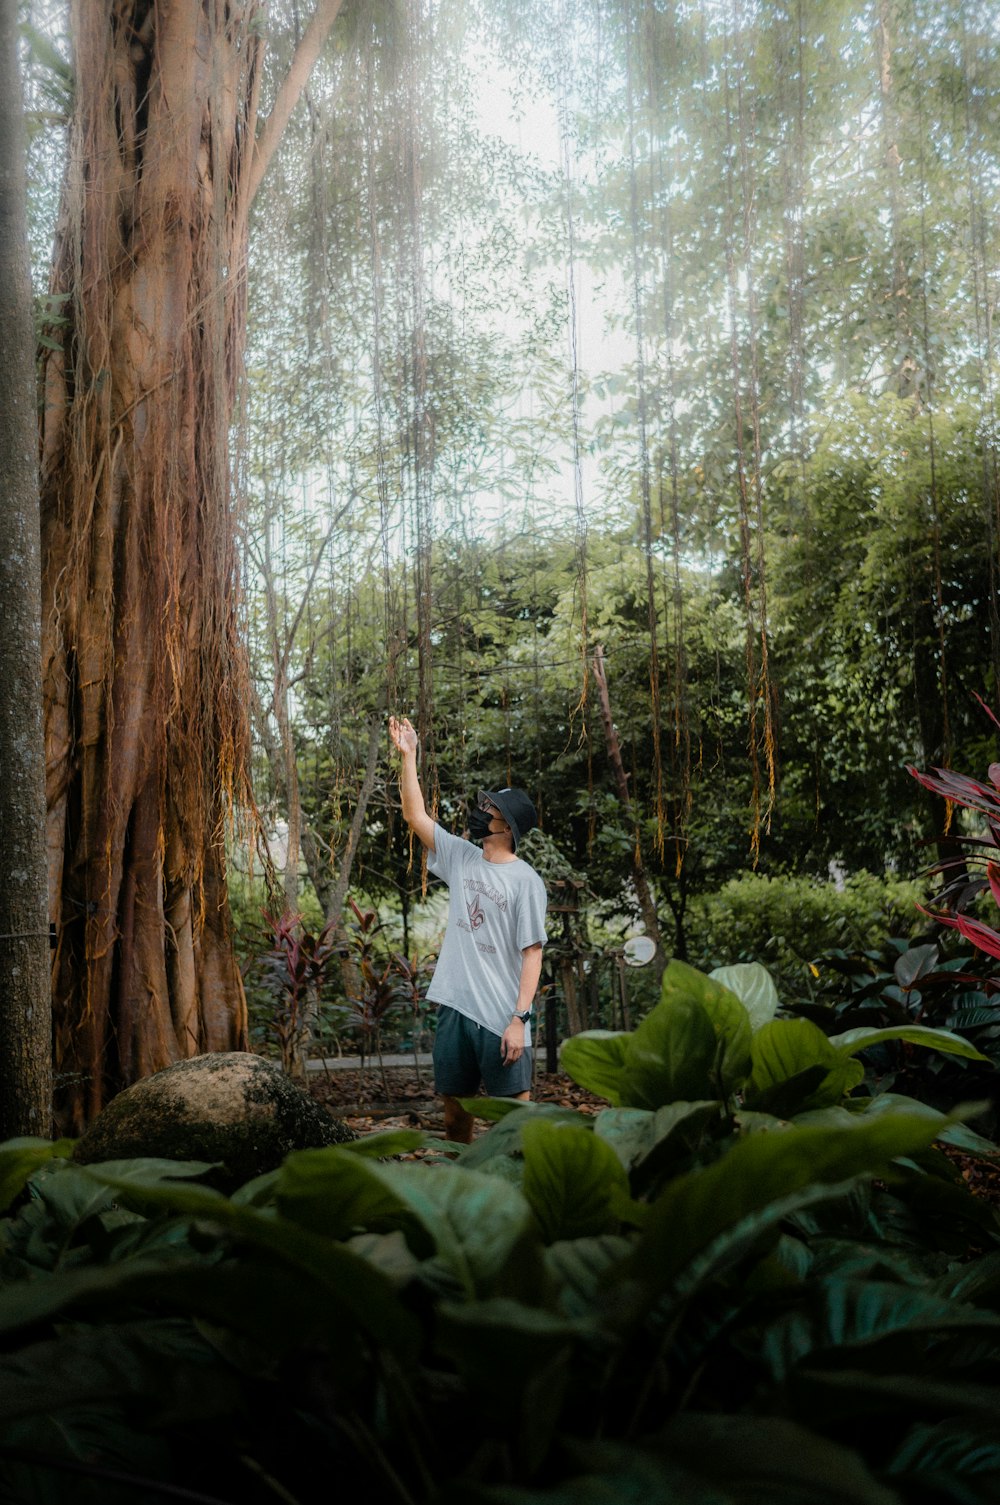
[0,0,51,1137]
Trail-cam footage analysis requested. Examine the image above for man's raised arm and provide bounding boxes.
[388,716,436,851]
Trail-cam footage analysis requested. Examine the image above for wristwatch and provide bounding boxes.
[511,1010,532,1025]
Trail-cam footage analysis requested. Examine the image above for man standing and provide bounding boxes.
[389,716,547,1142]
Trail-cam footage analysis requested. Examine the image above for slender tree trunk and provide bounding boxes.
[875,0,916,398]
[40,0,346,1130]
[299,717,381,1069]
[591,645,667,979]
[560,957,584,1037]
[0,4,52,1137]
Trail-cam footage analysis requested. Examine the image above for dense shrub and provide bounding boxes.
[686,870,925,993]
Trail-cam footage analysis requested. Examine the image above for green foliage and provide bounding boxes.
[688,871,927,995]
[520,1119,630,1243]
[562,957,990,1128]
[786,934,1000,1134]
[1,958,999,1499]
[0,1138,73,1213]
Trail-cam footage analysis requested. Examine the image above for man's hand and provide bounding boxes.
[500,1018,526,1065]
[389,715,418,756]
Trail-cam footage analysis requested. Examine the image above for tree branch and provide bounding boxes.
[249,0,346,205]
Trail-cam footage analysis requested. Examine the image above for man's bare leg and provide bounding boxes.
[442,1095,475,1143]
[442,1090,531,1143]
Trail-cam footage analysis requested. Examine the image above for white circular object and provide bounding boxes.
[623,935,656,967]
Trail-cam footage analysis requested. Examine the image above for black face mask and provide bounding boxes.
[468,807,492,842]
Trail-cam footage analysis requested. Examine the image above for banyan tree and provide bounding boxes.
[39,0,349,1129]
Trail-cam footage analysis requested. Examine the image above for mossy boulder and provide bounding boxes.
[74,1052,354,1190]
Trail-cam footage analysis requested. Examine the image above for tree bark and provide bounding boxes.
[40,0,347,1131]
[591,645,667,979]
[0,3,52,1137]
[560,957,584,1038]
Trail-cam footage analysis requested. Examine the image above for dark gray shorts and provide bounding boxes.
[433,1005,532,1098]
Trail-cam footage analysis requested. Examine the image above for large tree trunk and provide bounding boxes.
[0,2,52,1137]
[41,0,264,1129]
[41,1,348,1131]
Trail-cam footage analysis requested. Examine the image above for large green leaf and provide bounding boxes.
[273,1146,419,1244]
[368,1161,536,1297]
[829,1024,989,1063]
[73,1157,218,1182]
[520,1119,629,1242]
[562,962,755,1109]
[0,1162,123,1273]
[70,1166,418,1356]
[748,1018,864,1111]
[591,1107,654,1169]
[657,959,753,1097]
[594,1101,721,1190]
[0,1158,221,1276]
[620,990,719,1109]
[629,1102,725,1195]
[457,1097,532,1123]
[435,1298,581,1476]
[0,1318,239,1425]
[273,1149,538,1298]
[463,1444,725,1505]
[709,962,781,1033]
[559,1031,631,1104]
[626,1110,954,1299]
[0,1253,382,1386]
[655,1414,902,1505]
[544,1235,635,1318]
[935,1251,1000,1310]
[0,1138,74,1213]
[887,1418,1000,1488]
[793,1368,1000,1424]
[460,1104,588,1170]
[760,1279,1000,1383]
[843,1093,1000,1158]
[340,1128,427,1157]
[435,1295,580,1381]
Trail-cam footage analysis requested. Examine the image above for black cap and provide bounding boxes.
[479,787,538,851]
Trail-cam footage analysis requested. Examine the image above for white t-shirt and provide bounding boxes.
[425,824,548,1040]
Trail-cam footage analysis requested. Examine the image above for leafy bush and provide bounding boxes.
[686,870,925,995]
[785,935,1000,1130]
[0,962,998,1503]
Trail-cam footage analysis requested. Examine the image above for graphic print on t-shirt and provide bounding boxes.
[458,877,505,954]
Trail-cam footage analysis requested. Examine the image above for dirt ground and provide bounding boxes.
[306,1066,1000,1201]
[307,1064,602,1137]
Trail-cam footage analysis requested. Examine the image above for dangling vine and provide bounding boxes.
[721,0,776,860]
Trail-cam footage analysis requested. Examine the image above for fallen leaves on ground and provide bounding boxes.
[308,1066,1000,1199]
[308,1065,604,1139]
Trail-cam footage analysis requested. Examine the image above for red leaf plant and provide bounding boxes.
[908,696,1000,960]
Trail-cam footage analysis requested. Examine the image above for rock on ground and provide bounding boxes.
[75,1051,354,1190]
